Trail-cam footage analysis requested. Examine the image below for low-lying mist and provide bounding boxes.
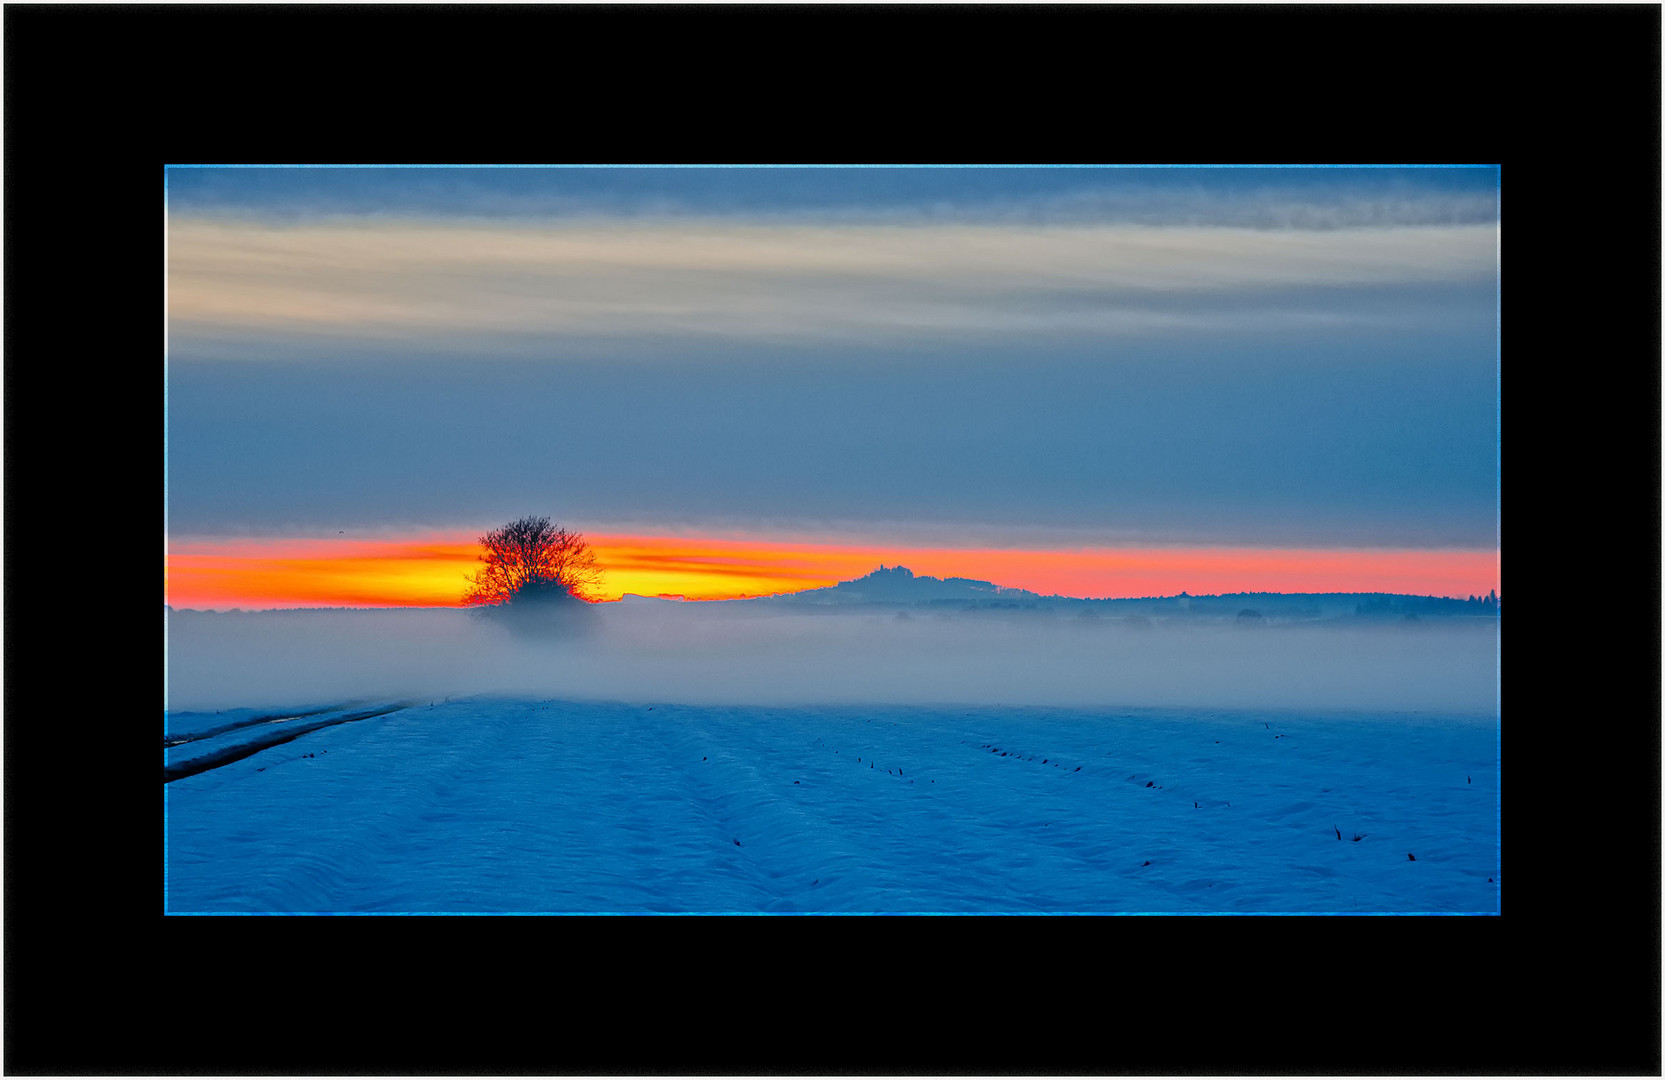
[164,601,1499,716]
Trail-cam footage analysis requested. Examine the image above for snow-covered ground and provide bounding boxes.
[164,605,1500,913]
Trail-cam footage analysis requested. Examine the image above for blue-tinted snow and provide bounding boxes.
[164,698,1499,914]
[165,605,1499,912]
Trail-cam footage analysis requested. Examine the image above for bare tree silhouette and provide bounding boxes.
[462,516,602,607]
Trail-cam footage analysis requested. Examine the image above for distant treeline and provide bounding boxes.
[1104,589,1502,618]
[747,567,1501,620]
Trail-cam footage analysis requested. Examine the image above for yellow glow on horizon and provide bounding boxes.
[165,529,1500,611]
[166,536,483,609]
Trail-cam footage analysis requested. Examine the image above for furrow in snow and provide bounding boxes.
[162,703,414,783]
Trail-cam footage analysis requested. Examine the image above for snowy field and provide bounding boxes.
[164,604,1500,914]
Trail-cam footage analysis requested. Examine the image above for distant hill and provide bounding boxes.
[766,564,1046,606]
[743,566,1500,620]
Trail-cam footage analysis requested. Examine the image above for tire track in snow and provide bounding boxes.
[643,705,893,911]
[163,704,349,747]
[168,699,553,911]
[163,703,415,783]
[641,706,812,909]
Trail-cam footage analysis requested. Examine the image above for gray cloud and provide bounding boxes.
[169,218,1497,355]
[166,168,1499,231]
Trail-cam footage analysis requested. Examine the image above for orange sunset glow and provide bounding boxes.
[165,531,1501,611]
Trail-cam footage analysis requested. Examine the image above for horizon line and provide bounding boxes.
[165,577,1502,614]
[166,537,1501,611]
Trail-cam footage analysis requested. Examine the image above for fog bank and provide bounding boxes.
[165,602,1499,716]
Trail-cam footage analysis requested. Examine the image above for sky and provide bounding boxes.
[164,165,1500,606]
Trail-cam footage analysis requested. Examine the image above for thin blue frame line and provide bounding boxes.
[163,164,172,913]
[162,163,1501,170]
[165,909,1499,916]
[1493,166,1502,911]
